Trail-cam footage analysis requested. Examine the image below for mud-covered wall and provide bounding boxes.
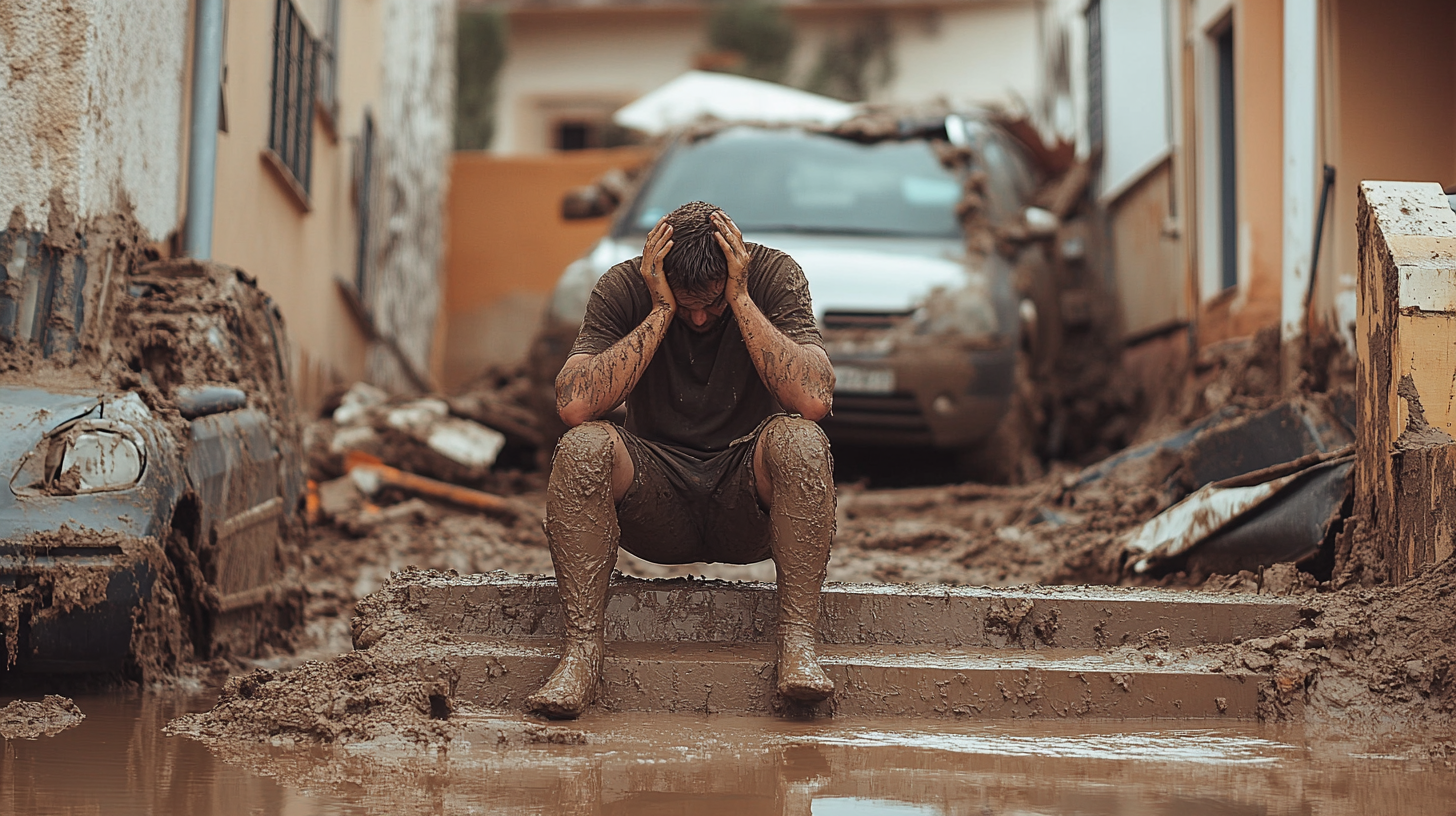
[363,0,456,392]
[1349,181,1456,585]
[0,0,188,239]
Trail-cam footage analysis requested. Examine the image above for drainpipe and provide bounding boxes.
[1280,0,1318,390]
[183,0,225,259]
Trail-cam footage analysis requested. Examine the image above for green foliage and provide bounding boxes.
[806,19,894,102]
[706,0,795,83]
[455,8,508,150]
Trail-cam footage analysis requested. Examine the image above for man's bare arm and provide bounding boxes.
[713,212,835,421]
[555,311,671,426]
[556,221,677,427]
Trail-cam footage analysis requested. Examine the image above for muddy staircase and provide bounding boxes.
[384,573,1307,719]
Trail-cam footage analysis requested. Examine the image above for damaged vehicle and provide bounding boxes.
[531,113,1059,479]
[1,245,304,679]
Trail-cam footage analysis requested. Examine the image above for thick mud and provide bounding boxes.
[0,694,83,739]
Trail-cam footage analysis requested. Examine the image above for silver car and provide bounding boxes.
[530,118,1041,476]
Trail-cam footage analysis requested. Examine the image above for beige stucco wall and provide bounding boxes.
[0,0,189,237]
[493,1,1040,155]
[209,0,386,410]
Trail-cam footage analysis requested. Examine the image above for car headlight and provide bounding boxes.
[12,422,147,496]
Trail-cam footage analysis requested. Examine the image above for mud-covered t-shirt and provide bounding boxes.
[570,243,822,456]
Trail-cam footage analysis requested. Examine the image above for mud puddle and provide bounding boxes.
[7,688,1452,814]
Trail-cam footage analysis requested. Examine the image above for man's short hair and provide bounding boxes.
[662,201,728,293]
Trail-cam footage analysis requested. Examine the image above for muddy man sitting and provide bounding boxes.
[527,201,837,719]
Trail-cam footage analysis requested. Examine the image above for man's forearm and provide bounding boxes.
[556,308,673,426]
[732,296,834,420]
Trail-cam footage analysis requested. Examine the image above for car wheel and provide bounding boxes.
[954,350,1043,485]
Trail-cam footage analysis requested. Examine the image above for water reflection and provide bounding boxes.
[0,691,340,816]
[2,692,1454,816]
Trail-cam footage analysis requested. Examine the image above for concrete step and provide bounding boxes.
[425,638,1264,719]
[400,572,1307,650]
[380,573,1303,720]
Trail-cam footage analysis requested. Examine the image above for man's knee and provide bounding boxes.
[759,416,833,478]
[552,421,619,487]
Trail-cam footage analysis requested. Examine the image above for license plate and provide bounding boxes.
[834,365,895,394]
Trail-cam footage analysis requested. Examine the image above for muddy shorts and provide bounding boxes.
[613,419,778,565]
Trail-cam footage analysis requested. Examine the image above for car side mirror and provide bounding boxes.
[561,167,634,220]
[561,185,618,220]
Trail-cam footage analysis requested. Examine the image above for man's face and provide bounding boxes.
[673,280,728,332]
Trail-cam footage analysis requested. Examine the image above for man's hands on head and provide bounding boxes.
[711,211,836,421]
[711,212,752,306]
[641,218,676,316]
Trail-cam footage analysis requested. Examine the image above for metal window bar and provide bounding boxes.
[317,0,340,114]
[268,0,317,195]
[1086,0,1103,150]
[355,111,376,297]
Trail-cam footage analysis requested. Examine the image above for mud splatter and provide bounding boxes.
[529,422,621,718]
[760,416,836,702]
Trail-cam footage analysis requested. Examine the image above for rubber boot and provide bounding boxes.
[762,417,837,703]
[528,423,620,719]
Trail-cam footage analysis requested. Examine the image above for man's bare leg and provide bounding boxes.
[755,416,836,702]
[528,421,634,719]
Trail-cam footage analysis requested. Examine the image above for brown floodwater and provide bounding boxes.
[3,688,1455,815]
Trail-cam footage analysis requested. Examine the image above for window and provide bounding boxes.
[268,0,318,196]
[1215,24,1237,291]
[316,0,340,120]
[354,111,376,297]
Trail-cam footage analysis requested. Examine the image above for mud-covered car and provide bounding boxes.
[530,115,1047,477]
[1,249,304,678]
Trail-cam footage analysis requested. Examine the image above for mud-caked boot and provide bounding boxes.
[528,423,621,719]
[761,417,837,703]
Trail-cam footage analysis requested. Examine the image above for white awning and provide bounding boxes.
[613,71,855,136]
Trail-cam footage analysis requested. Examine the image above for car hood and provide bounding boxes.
[577,233,983,319]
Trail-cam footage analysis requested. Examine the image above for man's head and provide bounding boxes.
[661,201,728,295]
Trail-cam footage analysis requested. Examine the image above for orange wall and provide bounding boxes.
[1226,0,1283,340]
[439,146,653,388]
[1326,0,1456,330]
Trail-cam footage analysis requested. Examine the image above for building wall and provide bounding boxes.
[364,0,456,392]
[1215,0,1283,343]
[875,3,1039,108]
[1324,0,1456,340]
[439,147,652,389]
[209,0,381,412]
[492,1,1040,155]
[208,0,453,410]
[0,0,189,237]
[1108,162,1185,338]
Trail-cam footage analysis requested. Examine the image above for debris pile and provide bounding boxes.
[1205,554,1456,728]
[303,378,546,536]
[0,695,85,739]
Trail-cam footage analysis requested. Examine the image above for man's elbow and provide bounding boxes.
[558,402,594,428]
[796,396,831,422]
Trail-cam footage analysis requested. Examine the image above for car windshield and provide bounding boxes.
[621,128,964,239]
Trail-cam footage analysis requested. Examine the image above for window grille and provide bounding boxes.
[316,0,340,118]
[268,0,318,195]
